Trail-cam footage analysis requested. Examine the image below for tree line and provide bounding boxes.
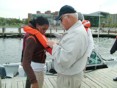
[0,17,28,27]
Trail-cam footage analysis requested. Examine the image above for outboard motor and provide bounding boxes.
[0,66,6,79]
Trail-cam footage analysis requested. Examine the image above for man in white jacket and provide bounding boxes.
[47,5,89,88]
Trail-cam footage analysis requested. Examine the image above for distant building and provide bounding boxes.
[28,11,117,27]
[84,11,110,27]
[28,13,54,25]
[45,10,51,14]
[37,11,41,14]
[109,14,117,27]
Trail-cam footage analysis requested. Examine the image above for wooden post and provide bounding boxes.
[18,27,22,37]
[2,27,6,37]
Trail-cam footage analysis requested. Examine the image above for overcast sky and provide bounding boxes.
[0,0,117,19]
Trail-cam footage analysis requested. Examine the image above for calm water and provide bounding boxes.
[0,38,22,64]
[0,37,117,64]
[94,38,117,60]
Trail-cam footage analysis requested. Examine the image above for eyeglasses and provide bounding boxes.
[60,14,68,22]
[60,13,77,22]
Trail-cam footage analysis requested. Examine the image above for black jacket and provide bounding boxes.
[110,38,117,54]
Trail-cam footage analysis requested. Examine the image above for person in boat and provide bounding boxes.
[78,12,94,59]
[22,16,49,88]
[110,36,117,81]
[47,5,89,88]
[82,20,94,58]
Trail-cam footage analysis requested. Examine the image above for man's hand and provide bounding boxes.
[47,40,57,48]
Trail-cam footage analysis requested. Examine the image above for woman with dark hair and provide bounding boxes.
[22,16,49,88]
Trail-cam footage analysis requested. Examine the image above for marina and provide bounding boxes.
[0,0,117,88]
[0,28,117,88]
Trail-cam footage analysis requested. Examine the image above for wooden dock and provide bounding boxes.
[0,27,117,38]
[1,66,117,88]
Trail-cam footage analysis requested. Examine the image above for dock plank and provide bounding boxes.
[47,77,56,88]
[1,81,5,88]
[3,79,12,88]
[1,67,117,88]
[85,68,117,88]
[11,81,17,88]
[82,77,102,88]
[44,77,54,88]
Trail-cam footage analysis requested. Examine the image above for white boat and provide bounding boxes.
[3,63,20,78]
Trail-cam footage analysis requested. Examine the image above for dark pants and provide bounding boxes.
[25,77,31,88]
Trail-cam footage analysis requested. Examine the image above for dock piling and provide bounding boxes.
[2,27,6,37]
[18,27,22,37]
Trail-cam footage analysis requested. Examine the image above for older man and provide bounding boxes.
[47,5,89,88]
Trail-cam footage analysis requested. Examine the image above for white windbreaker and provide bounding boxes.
[52,21,89,75]
[86,28,94,57]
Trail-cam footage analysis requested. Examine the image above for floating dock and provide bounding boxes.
[1,66,117,88]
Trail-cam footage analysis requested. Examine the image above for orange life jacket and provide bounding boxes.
[85,27,88,32]
[23,26,52,54]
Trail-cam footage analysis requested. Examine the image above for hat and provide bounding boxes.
[55,5,76,20]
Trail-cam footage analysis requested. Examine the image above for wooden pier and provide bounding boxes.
[1,66,117,88]
[0,28,24,38]
[0,27,117,38]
